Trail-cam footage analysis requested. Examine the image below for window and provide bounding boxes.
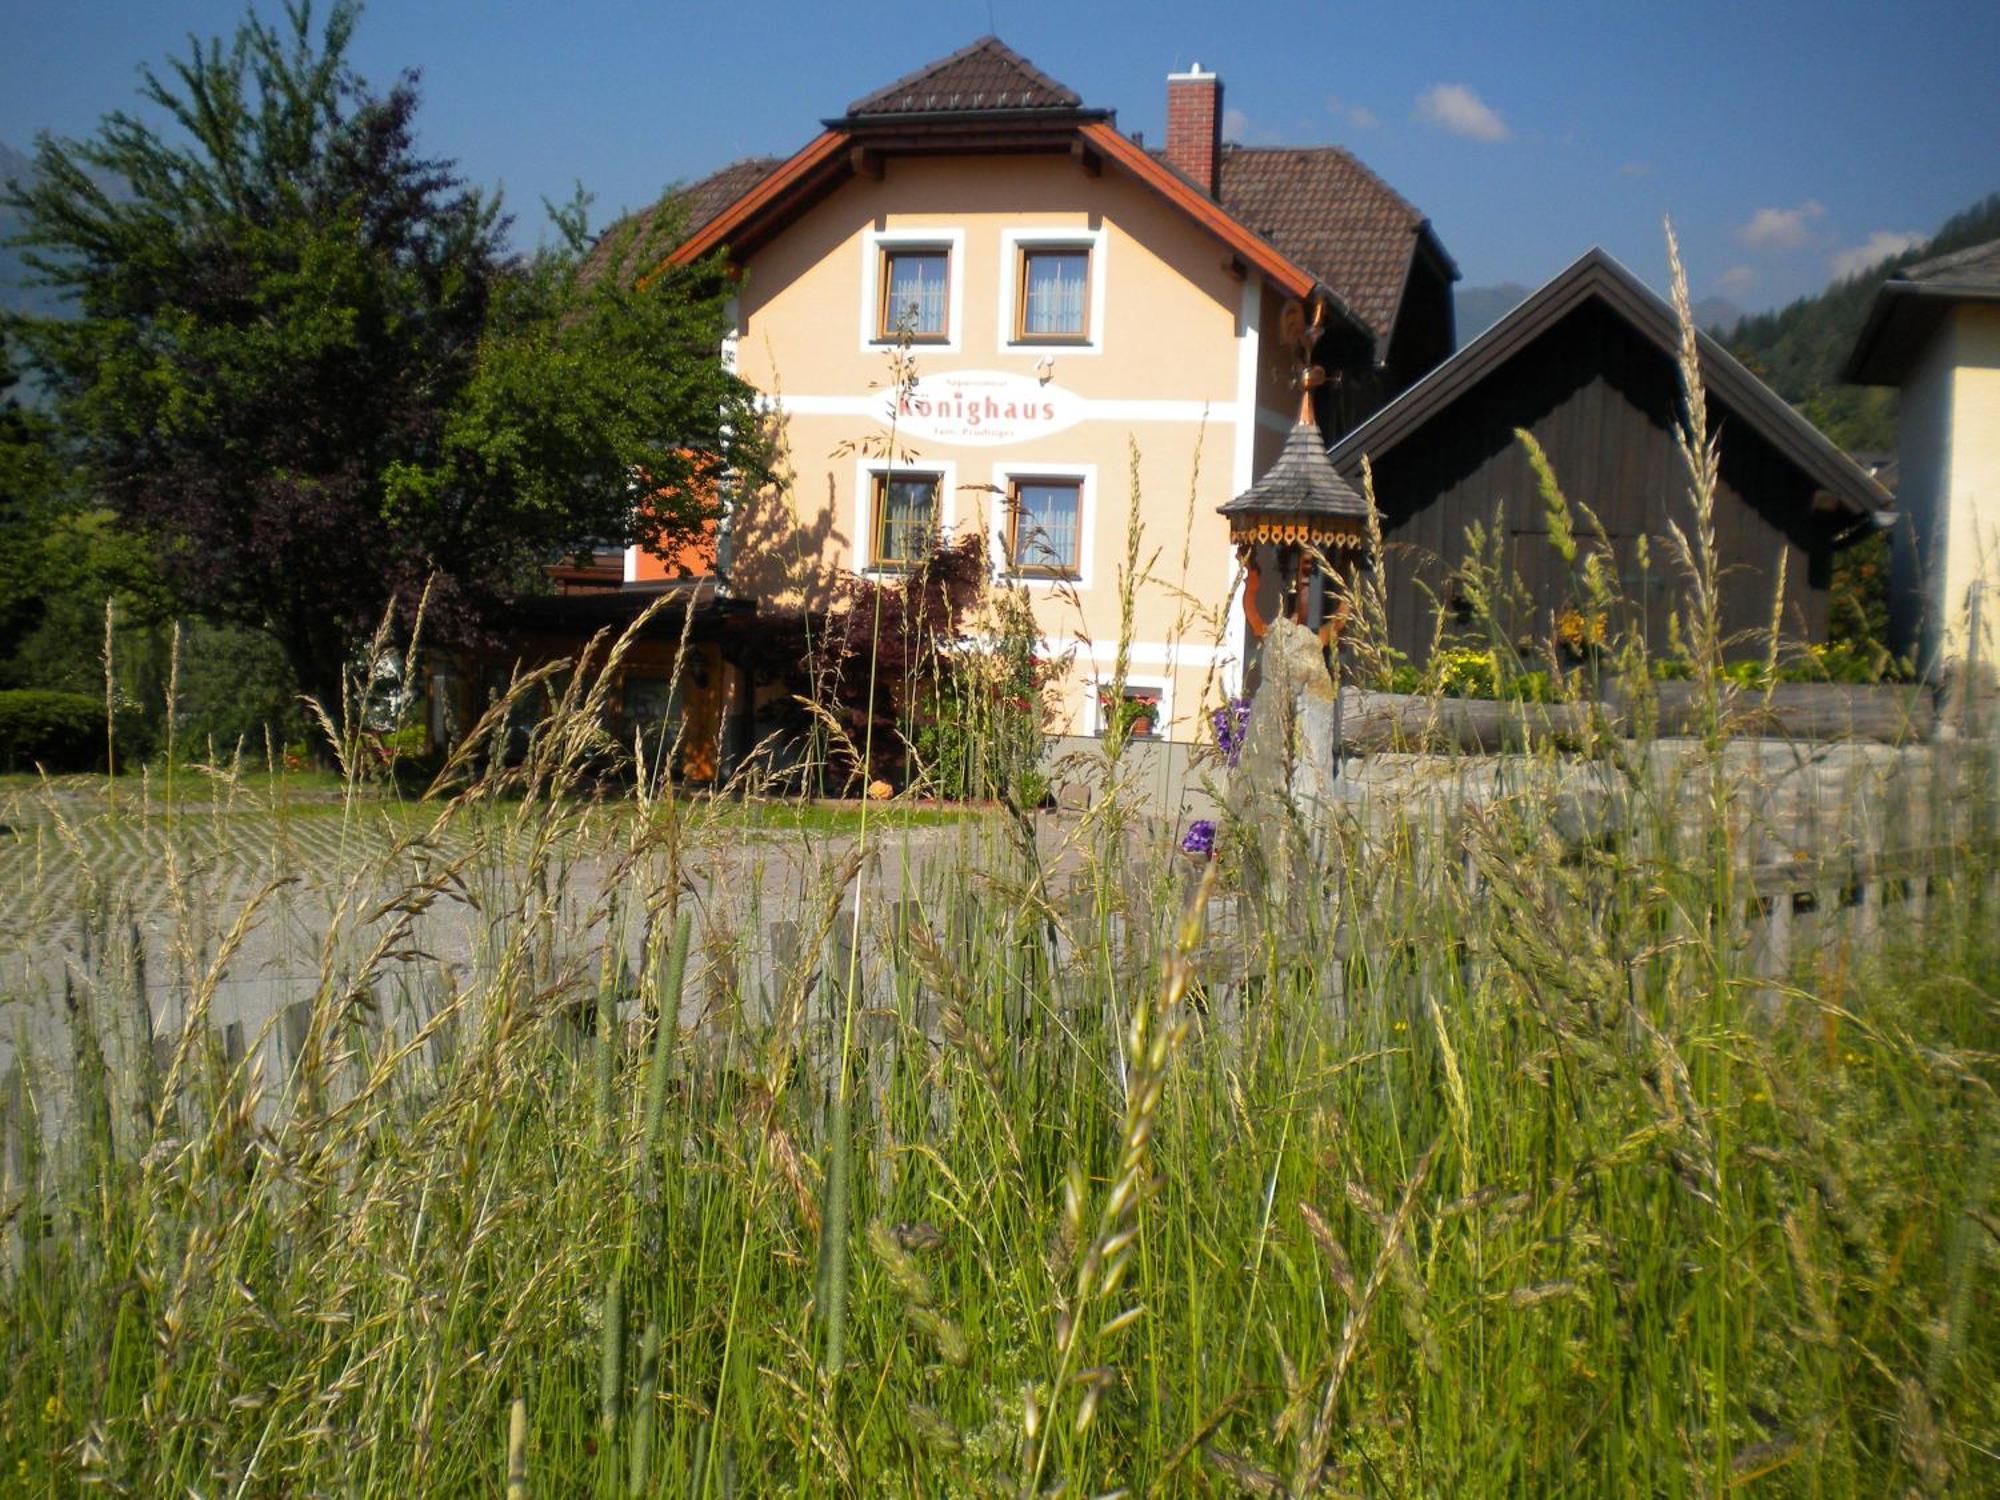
[1015,246,1091,341]
[1007,477,1082,577]
[1097,684,1162,741]
[872,472,940,569]
[878,247,950,341]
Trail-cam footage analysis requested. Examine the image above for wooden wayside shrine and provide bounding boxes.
[1219,308,1370,670]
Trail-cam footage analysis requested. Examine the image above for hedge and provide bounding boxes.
[0,690,110,772]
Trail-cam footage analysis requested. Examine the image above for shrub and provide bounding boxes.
[0,689,107,771]
[169,621,304,758]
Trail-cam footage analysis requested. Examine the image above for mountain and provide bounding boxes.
[1,141,72,320]
[1691,296,1744,337]
[1453,282,1531,346]
[1727,191,2000,451]
[1457,281,1741,349]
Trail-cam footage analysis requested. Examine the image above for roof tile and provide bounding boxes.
[844,36,1080,117]
[587,47,1450,361]
[1900,236,2000,289]
[581,156,784,284]
[1214,145,1435,360]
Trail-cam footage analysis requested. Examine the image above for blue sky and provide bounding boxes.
[3,0,1995,312]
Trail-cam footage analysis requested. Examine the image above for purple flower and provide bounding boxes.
[1180,818,1217,858]
[1212,697,1251,768]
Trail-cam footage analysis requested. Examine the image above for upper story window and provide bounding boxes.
[1000,228,1105,353]
[1015,247,1091,341]
[873,472,941,569]
[863,229,963,353]
[879,247,951,341]
[1006,477,1082,577]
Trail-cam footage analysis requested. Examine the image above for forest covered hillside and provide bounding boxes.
[1727,192,2000,451]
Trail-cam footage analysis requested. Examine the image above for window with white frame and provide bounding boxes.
[879,246,950,341]
[1000,228,1105,353]
[1016,247,1090,340]
[994,463,1092,587]
[871,471,941,570]
[862,229,964,353]
[1006,476,1082,577]
[1095,680,1165,741]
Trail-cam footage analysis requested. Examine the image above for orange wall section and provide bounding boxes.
[629,520,719,584]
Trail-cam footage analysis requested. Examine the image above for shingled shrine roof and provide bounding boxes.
[1219,407,1369,526]
[841,36,1083,118]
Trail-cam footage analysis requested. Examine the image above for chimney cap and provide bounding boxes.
[1167,63,1216,81]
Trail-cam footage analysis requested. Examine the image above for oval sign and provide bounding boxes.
[888,369,1083,447]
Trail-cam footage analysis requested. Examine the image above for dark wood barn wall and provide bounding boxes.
[1359,300,1839,664]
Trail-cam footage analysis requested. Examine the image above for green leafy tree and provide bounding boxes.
[0,340,168,695]
[4,1,763,715]
[0,344,69,665]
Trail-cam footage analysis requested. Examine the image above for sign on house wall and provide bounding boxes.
[891,370,1084,446]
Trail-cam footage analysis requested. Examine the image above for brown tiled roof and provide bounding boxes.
[591,49,1452,355]
[1901,236,2000,288]
[1213,145,1449,361]
[843,36,1081,117]
[581,156,784,284]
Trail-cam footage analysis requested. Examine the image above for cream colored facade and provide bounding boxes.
[1893,303,2000,670]
[702,153,1298,742]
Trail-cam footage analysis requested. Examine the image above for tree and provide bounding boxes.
[0,340,167,692]
[0,343,70,666]
[4,2,763,715]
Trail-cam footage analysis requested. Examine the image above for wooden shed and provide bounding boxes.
[1326,249,1892,663]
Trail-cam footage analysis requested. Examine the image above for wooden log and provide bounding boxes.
[1339,682,1936,752]
[1623,681,1934,744]
[1337,691,1595,753]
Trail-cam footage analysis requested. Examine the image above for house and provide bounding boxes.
[529,36,1455,771]
[1843,237,2000,676]
[1318,249,1892,665]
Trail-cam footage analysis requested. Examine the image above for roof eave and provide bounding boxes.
[1415,220,1460,285]
[824,105,1111,130]
[1078,121,1316,299]
[1843,280,2000,385]
[1331,246,1890,519]
[662,129,851,273]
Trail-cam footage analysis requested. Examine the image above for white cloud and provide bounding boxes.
[1221,106,1250,144]
[1717,265,1757,295]
[1414,83,1510,143]
[1828,230,1926,281]
[1326,94,1379,130]
[1737,200,1825,254]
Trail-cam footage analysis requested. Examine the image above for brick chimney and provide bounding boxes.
[1165,64,1222,198]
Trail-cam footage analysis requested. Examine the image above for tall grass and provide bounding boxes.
[1,246,1996,1497]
